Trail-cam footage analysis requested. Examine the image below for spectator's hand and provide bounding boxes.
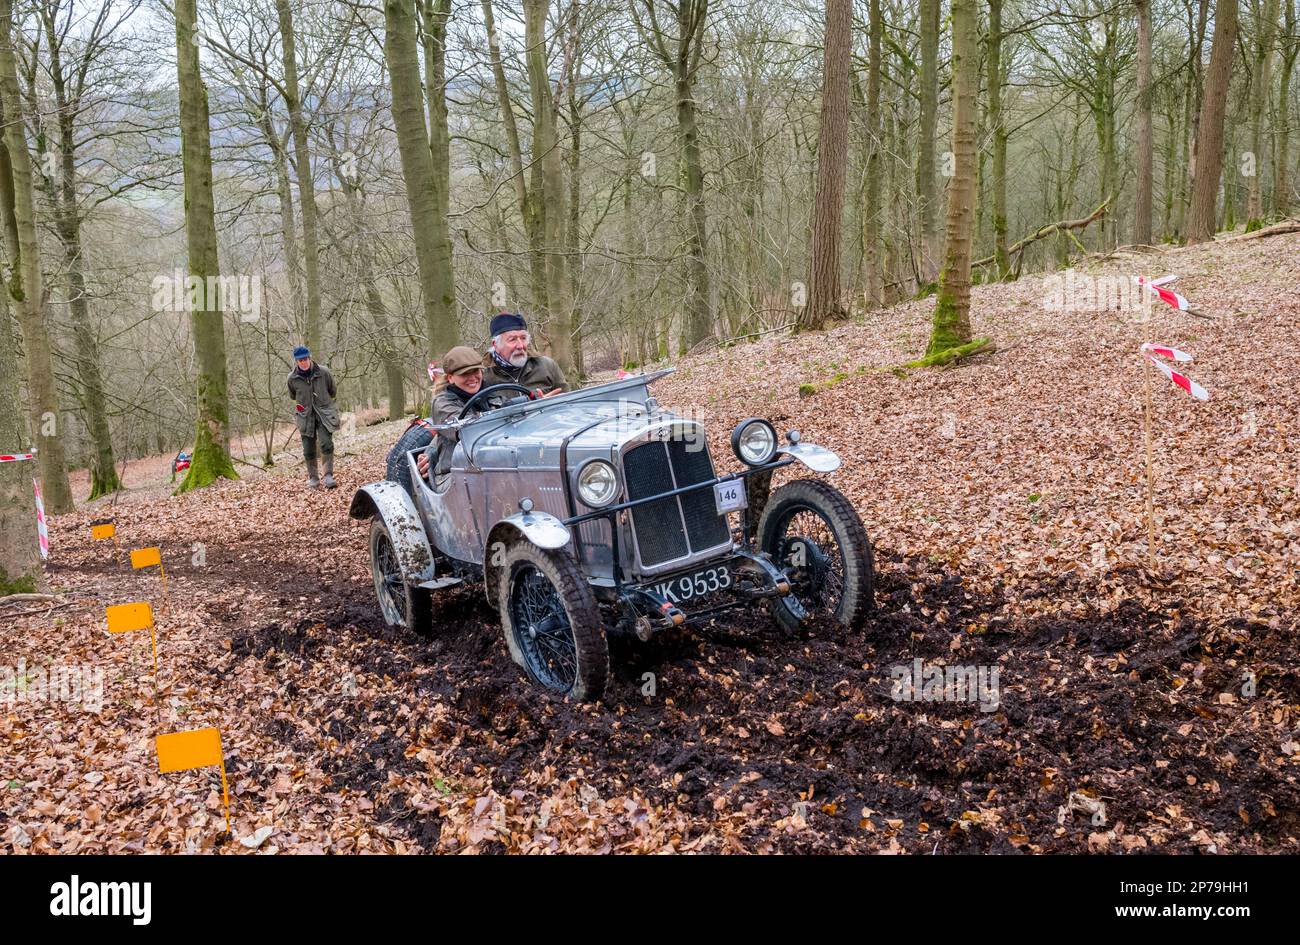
[417,452,430,477]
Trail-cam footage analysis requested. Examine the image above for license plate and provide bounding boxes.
[714,479,747,514]
[650,565,732,604]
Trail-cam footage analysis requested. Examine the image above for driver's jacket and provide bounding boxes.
[427,382,477,476]
[481,352,568,393]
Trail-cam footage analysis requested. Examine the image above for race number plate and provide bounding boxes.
[714,478,747,514]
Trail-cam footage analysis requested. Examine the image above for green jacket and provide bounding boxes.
[427,384,477,476]
[481,352,568,394]
[287,363,339,435]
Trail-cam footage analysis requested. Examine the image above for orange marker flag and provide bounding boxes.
[156,728,231,834]
[130,546,168,599]
[130,546,161,568]
[105,601,157,671]
[91,521,121,557]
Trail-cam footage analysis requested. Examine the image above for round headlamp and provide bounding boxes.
[576,459,619,507]
[731,418,778,466]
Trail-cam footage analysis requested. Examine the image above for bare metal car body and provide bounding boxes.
[349,368,872,699]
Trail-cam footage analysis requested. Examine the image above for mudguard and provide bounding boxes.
[778,442,841,473]
[489,509,572,551]
[482,510,572,605]
[348,480,437,583]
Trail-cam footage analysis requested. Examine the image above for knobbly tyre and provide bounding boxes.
[349,369,875,700]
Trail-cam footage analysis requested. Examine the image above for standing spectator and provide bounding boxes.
[287,345,339,489]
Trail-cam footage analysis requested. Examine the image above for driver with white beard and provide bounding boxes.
[480,312,567,395]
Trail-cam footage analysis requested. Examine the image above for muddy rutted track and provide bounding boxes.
[205,536,1298,853]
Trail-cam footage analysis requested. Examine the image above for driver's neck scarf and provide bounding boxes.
[489,346,522,374]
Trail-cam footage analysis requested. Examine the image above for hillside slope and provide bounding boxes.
[5,234,1298,854]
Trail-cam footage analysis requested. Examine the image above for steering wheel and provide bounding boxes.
[457,383,533,420]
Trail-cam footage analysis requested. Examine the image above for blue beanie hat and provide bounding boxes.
[292,345,310,360]
[489,312,527,337]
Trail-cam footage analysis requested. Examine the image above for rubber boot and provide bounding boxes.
[322,455,337,489]
[306,456,320,489]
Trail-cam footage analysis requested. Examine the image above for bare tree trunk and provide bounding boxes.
[333,143,407,419]
[632,0,713,347]
[275,0,323,352]
[524,0,573,370]
[1247,0,1281,226]
[917,0,941,282]
[42,42,119,499]
[1134,0,1155,244]
[1162,90,1179,237]
[421,0,458,350]
[926,0,979,355]
[1179,0,1212,237]
[384,0,457,359]
[0,288,41,591]
[675,2,712,347]
[564,6,585,375]
[861,0,884,307]
[801,0,852,330]
[256,98,304,328]
[0,0,72,513]
[482,0,547,314]
[1188,0,1241,243]
[987,0,1011,276]
[1277,0,1297,215]
[173,0,238,491]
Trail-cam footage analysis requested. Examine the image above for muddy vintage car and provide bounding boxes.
[349,369,875,700]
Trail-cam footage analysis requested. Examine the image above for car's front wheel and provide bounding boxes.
[758,478,875,632]
[369,517,432,634]
[497,543,608,700]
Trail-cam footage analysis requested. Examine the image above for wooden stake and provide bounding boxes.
[1143,352,1157,571]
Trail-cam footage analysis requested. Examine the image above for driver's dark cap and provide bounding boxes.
[443,346,484,377]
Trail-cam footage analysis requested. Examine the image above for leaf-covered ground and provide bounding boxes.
[4,234,1299,853]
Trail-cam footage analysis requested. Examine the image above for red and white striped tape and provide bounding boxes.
[1141,342,1210,401]
[33,478,48,559]
[0,451,36,463]
[1135,276,1192,311]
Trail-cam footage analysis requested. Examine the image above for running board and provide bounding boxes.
[417,576,464,591]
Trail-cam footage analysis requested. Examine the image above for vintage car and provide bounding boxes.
[349,369,875,700]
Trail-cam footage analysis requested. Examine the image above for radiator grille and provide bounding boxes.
[622,438,730,567]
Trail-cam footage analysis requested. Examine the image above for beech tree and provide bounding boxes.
[801,0,852,330]
[0,289,41,592]
[1188,0,1240,242]
[925,0,980,358]
[384,0,457,360]
[0,0,72,513]
[174,0,238,491]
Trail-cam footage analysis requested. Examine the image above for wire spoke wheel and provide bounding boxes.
[368,518,432,634]
[774,509,844,615]
[509,564,578,690]
[498,543,608,700]
[373,528,407,625]
[757,479,874,632]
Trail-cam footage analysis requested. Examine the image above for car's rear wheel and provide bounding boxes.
[498,543,607,700]
[758,479,874,632]
[369,518,432,634]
